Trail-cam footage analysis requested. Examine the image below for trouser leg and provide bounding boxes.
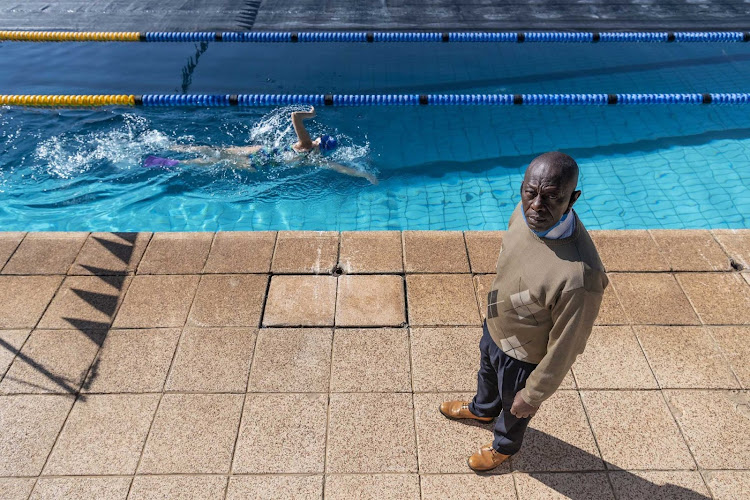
[492,349,536,455]
[469,322,502,418]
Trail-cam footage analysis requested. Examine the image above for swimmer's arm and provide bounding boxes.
[325,161,379,185]
[291,106,315,148]
[170,144,214,154]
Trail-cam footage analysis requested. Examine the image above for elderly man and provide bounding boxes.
[441,152,608,472]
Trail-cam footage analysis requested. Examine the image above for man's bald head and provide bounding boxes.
[525,152,579,192]
[521,152,581,233]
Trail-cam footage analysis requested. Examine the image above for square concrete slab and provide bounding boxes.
[187,274,267,327]
[233,393,327,473]
[339,231,403,273]
[635,326,739,389]
[702,471,750,500]
[609,273,699,325]
[203,231,276,273]
[410,327,482,392]
[247,328,332,392]
[580,390,694,470]
[69,232,151,275]
[271,231,339,274]
[0,330,30,380]
[712,229,750,270]
[263,275,337,327]
[0,275,63,328]
[650,230,731,272]
[473,274,494,321]
[138,393,244,474]
[0,232,24,270]
[665,390,750,469]
[137,232,213,274]
[327,393,417,473]
[420,474,516,500]
[0,329,102,394]
[0,478,35,500]
[225,475,323,500]
[128,476,228,500]
[330,328,410,392]
[166,327,255,392]
[464,231,504,274]
[403,231,470,273]
[335,275,405,327]
[2,232,87,275]
[406,274,481,326]
[572,326,657,389]
[677,273,750,325]
[43,394,159,475]
[112,274,200,328]
[83,328,181,393]
[38,275,131,330]
[596,282,629,325]
[514,472,614,499]
[609,470,711,499]
[590,230,669,272]
[711,326,750,388]
[30,477,131,500]
[0,394,74,476]
[325,475,420,500]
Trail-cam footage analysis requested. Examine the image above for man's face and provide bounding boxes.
[520,161,581,232]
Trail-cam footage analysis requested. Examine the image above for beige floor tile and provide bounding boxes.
[166,327,255,392]
[420,474,516,500]
[473,274,495,321]
[0,329,102,394]
[233,393,327,473]
[703,470,750,500]
[677,273,750,325]
[0,330,30,379]
[406,274,481,326]
[0,232,25,270]
[464,231,504,274]
[665,390,750,469]
[262,275,337,327]
[712,229,750,270]
[591,230,669,272]
[69,232,151,275]
[137,232,213,274]
[83,328,181,393]
[128,476,227,500]
[325,475,420,500]
[2,232,87,275]
[410,327,481,392]
[112,274,199,328]
[710,326,750,388]
[43,394,159,475]
[572,326,657,389]
[609,273,699,325]
[609,470,711,499]
[0,394,74,475]
[650,230,731,272]
[271,231,338,274]
[38,275,131,330]
[745,272,750,286]
[327,393,417,473]
[203,231,276,273]
[30,477,131,500]
[0,478,36,500]
[335,275,405,327]
[225,475,322,500]
[596,281,629,325]
[403,231,470,273]
[330,328,410,392]
[339,231,403,273]
[247,328,331,392]
[635,326,739,389]
[187,274,267,327]
[580,390,694,470]
[514,472,614,499]
[0,275,63,328]
[138,393,243,474]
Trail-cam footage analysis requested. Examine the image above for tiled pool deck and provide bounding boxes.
[0,229,749,499]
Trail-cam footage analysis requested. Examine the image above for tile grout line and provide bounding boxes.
[574,389,618,498]
[198,231,219,274]
[406,324,421,495]
[322,259,341,497]
[0,231,27,273]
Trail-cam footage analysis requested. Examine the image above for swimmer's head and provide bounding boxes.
[317,134,338,152]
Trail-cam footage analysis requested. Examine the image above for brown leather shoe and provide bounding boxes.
[439,400,493,423]
[467,443,510,472]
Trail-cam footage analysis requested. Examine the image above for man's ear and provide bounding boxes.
[568,190,581,211]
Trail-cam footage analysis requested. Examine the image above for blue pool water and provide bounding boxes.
[1,41,749,230]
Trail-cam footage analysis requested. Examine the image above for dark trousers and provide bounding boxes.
[469,321,538,455]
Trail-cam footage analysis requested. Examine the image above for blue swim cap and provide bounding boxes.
[319,135,338,151]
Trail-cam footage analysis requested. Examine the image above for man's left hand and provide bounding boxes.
[510,392,539,418]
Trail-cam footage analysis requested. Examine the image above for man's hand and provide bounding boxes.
[510,392,539,418]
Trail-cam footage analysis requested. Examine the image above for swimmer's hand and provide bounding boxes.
[292,106,316,120]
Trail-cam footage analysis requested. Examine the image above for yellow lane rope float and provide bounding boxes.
[0,31,141,41]
[0,95,136,106]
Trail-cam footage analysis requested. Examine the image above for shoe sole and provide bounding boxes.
[467,458,503,473]
[439,407,493,423]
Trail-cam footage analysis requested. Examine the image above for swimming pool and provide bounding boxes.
[1,41,749,230]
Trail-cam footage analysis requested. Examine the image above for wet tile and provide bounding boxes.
[677,273,750,325]
[327,393,417,473]
[420,474,516,500]
[232,393,327,473]
[0,330,30,380]
[464,231,504,274]
[271,231,338,274]
[635,326,738,389]
[609,273,699,325]
[83,328,181,393]
[0,275,63,328]
[710,326,750,388]
[0,394,74,475]
[514,472,614,499]
[43,394,159,475]
[112,274,199,328]
[330,328,410,392]
[712,229,750,270]
[650,230,731,271]
[30,477,131,500]
[166,327,255,392]
[609,470,710,499]
[128,476,227,500]
[339,231,403,273]
[0,232,25,271]
[473,274,495,321]
[138,393,244,474]
[69,232,151,275]
[325,475,420,500]
[410,327,481,392]
[590,230,669,272]
[335,275,405,327]
[702,470,750,500]
[38,275,131,330]
[596,281,629,325]
[247,328,332,392]
[187,274,267,327]
[581,391,694,470]
[137,232,213,274]
[262,275,337,327]
[225,475,322,500]
[2,232,87,275]
[203,231,276,273]
[665,390,750,469]
[406,274,481,326]
[0,478,35,500]
[403,231,469,273]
